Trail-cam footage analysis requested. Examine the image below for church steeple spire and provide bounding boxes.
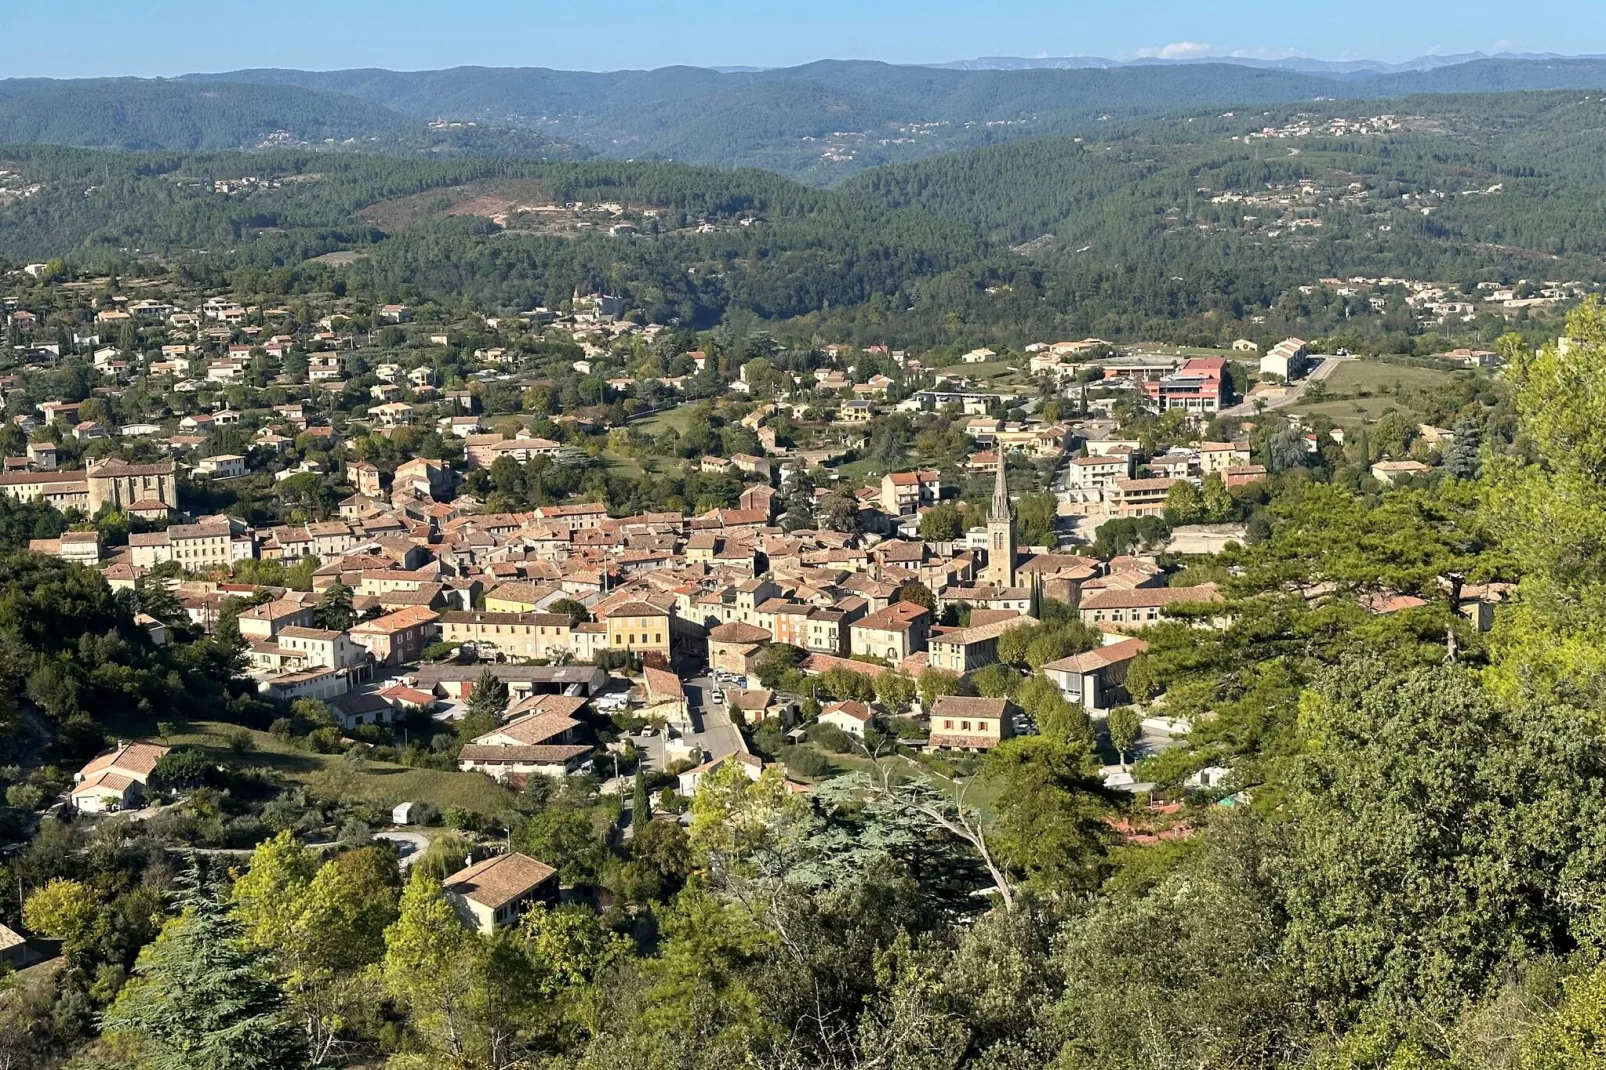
[984,454,1017,588]
[991,453,1011,521]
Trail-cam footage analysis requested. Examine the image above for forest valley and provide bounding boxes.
[2,90,1605,348]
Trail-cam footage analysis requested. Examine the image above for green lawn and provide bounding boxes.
[596,450,647,479]
[164,721,517,814]
[1322,360,1459,396]
[628,406,700,435]
[1297,395,1421,427]
[1297,359,1462,426]
[828,456,884,481]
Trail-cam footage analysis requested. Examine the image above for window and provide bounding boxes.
[961,721,971,731]
[943,720,953,729]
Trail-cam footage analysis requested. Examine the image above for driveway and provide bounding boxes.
[1220,355,1351,416]
[374,830,432,869]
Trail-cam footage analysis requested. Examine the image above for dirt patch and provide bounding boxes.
[358,178,554,230]
[304,250,368,266]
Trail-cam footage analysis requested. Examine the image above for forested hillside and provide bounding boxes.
[183,58,1606,181]
[0,55,1600,182]
[1,91,1602,343]
[0,79,587,159]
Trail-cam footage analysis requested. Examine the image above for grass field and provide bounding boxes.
[162,721,517,814]
[828,456,883,481]
[1297,396,1421,426]
[628,406,700,435]
[1322,360,1460,396]
[1295,359,1462,426]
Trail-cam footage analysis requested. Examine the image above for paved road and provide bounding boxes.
[374,830,431,869]
[683,675,744,762]
[627,672,745,773]
[1219,355,1350,417]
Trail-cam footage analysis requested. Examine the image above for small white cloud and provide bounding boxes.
[1493,39,1515,51]
[1135,41,1215,60]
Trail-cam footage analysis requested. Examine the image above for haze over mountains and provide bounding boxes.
[930,51,1601,74]
[1,54,1604,183]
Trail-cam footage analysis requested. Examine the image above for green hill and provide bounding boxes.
[1,91,1601,344]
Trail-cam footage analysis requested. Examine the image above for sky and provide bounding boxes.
[3,0,1602,79]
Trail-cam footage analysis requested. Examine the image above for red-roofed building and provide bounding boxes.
[1142,357,1228,414]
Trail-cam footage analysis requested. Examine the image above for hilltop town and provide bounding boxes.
[12,31,1606,1070]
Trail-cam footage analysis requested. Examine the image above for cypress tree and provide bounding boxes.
[632,766,651,834]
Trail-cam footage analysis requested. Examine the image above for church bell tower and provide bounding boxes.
[984,456,1017,588]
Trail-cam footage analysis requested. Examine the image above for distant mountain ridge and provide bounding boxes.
[2,55,1605,182]
[928,51,1598,75]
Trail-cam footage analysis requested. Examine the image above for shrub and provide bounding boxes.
[5,783,47,811]
[224,728,256,756]
[443,806,482,832]
[807,723,854,754]
[151,748,211,789]
[779,744,832,778]
[306,727,343,754]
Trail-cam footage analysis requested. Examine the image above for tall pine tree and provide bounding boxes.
[103,861,302,1070]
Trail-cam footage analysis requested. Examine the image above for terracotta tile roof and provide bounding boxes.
[504,693,588,721]
[458,744,590,765]
[928,695,1008,719]
[1079,584,1222,611]
[725,688,774,711]
[74,769,137,795]
[800,653,888,678]
[78,742,168,780]
[473,707,582,745]
[603,600,669,618]
[277,626,344,641]
[1042,637,1150,674]
[351,606,439,634]
[708,622,772,644]
[444,852,558,909]
[822,699,873,722]
[643,666,684,702]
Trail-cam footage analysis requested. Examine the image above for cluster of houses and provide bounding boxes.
[61,734,564,937]
[1,276,1515,823]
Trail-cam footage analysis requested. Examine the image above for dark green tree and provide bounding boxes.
[632,768,650,835]
[314,581,356,632]
[103,863,302,1070]
[1444,415,1483,481]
